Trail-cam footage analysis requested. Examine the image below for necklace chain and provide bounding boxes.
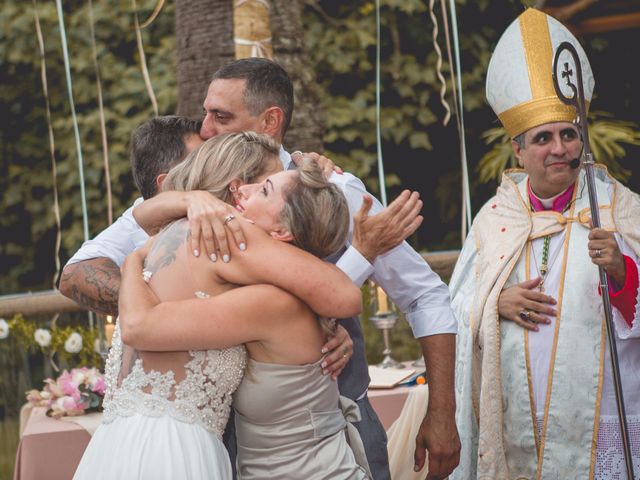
[531,234,563,292]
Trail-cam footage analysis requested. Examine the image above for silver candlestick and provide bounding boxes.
[369,310,402,369]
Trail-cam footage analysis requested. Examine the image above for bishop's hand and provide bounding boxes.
[588,227,626,287]
[498,278,557,331]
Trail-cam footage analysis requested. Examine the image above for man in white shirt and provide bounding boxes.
[59,115,202,315]
[61,58,460,479]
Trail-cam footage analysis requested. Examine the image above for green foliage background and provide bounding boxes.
[0,0,176,295]
[1,1,639,476]
[2,0,638,294]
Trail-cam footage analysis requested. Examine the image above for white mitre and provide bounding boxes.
[486,8,595,138]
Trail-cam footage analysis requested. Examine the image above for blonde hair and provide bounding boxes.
[161,131,280,203]
[280,159,349,260]
[279,159,350,335]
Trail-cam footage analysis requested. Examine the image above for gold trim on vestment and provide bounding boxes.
[535,181,579,479]
[520,9,554,102]
[589,320,607,479]
[471,229,482,424]
[524,242,540,457]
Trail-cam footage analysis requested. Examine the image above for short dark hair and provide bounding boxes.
[130,116,202,199]
[513,133,526,149]
[212,58,294,136]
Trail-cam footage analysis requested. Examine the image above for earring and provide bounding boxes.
[229,185,237,193]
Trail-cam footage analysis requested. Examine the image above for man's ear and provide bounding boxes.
[511,140,524,168]
[270,227,294,243]
[262,106,285,140]
[156,173,168,191]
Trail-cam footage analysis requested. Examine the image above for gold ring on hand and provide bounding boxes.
[223,214,236,225]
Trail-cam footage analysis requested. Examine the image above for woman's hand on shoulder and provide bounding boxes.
[185,191,247,263]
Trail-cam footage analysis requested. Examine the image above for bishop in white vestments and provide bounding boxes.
[450,8,640,480]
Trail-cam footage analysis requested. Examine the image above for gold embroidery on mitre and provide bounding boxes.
[498,97,577,138]
[521,9,555,100]
[496,9,591,137]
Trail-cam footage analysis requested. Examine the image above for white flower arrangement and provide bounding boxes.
[34,328,52,347]
[64,332,83,354]
[0,314,102,368]
[0,318,9,339]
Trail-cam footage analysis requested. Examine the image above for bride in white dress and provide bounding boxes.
[73,132,362,480]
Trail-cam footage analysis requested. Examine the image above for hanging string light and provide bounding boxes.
[132,0,159,115]
[33,0,62,288]
[375,0,388,207]
[88,0,113,225]
[447,0,473,240]
[54,0,90,243]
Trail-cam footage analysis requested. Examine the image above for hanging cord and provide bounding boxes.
[132,0,159,115]
[440,0,460,141]
[33,0,62,288]
[54,0,95,330]
[428,0,451,126]
[88,0,113,225]
[375,0,387,207]
[140,0,165,29]
[446,0,472,241]
[54,0,90,243]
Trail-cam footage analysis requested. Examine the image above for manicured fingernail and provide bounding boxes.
[320,361,327,369]
[210,253,217,262]
[414,465,419,472]
[322,369,328,375]
[239,243,246,251]
[222,254,230,263]
[193,249,200,257]
[321,347,328,354]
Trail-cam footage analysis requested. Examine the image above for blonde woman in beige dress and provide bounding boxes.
[119,160,371,479]
[74,133,364,480]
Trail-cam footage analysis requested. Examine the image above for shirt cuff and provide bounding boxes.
[335,246,375,287]
[608,255,639,328]
[406,306,458,338]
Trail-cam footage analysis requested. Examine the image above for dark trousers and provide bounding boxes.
[354,395,392,480]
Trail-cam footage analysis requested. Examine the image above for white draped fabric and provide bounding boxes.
[451,167,640,479]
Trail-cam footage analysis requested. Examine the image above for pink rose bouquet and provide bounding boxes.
[26,367,105,418]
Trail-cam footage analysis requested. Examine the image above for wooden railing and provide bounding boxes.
[0,250,460,317]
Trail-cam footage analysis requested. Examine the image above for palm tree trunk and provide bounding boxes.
[271,0,324,152]
[175,0,324,152]
[176,0,234,117]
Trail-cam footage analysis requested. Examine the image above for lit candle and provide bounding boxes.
[376,286,389,314]
[104,315,115,346]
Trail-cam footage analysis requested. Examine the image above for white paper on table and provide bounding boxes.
[368,366,416,389]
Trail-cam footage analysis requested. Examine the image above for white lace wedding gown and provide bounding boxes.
[73,313,246,479]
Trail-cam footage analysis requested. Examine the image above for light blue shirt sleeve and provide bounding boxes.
[65,197,149,268]
[329,172,458,338]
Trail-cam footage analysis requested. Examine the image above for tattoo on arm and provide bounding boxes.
[59,258,121,316]
[144,221,189,275]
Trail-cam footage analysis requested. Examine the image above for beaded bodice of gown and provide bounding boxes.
[102,321,246,436]
[101,220,247,437]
